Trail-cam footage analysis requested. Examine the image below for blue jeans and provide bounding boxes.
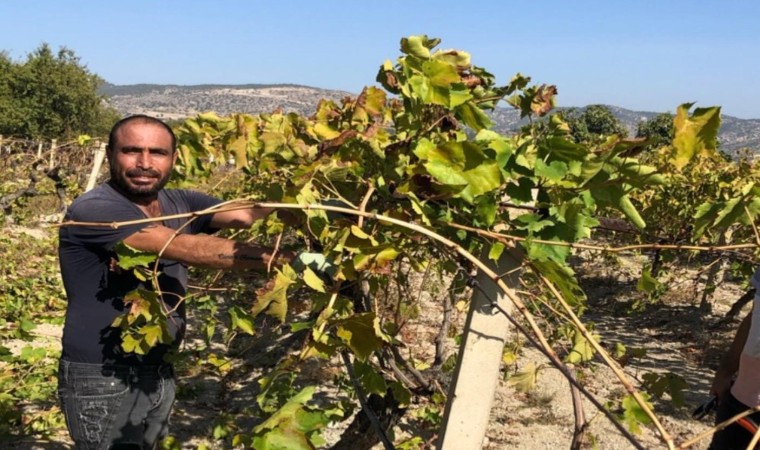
[57,359,176,450]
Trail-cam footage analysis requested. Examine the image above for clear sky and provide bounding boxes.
[1,1,758,118]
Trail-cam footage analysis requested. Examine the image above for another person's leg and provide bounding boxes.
[709,391,759,450]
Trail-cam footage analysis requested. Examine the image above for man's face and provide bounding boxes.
[109,121,177,199]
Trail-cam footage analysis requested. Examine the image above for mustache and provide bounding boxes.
[126,169,161,178]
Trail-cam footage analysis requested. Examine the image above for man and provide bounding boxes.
[58,114,292,449]
[709,280,760,449]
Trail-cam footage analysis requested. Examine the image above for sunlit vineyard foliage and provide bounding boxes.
[2,35,760,448]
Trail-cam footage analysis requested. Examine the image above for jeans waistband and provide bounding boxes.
[60,359,174,378]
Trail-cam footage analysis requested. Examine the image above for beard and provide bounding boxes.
[110,165,172,198]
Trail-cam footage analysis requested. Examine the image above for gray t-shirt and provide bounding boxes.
[58,182,220,365]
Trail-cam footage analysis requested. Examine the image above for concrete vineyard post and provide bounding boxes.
[85,142,107,192]
[438,248,522,450]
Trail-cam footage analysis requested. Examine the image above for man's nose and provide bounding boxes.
[136,150,152,168]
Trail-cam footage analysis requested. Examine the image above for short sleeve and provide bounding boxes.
[61,192,148,250]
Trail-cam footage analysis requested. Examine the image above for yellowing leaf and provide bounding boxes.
[671,103,721,170]
[566,330,598,364]
[302,267,326,293]
[400,35,440,59]
[228,136,249,169]
[139,324,165,348]
[252,268,297,323]
[313,122,341,140]
[507,362,540,393]
[374,247,400,266]
[350,225,371,240]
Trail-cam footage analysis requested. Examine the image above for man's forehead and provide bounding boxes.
[115,121,173,142]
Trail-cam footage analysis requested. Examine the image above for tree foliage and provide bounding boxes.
[636,112,674,150]
[0,43,121,139]
[565,104,628,143]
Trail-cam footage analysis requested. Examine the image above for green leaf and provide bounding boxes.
[389,381,412,407]
[621,393,653,435]
[475,195,497,226]
[711,196,746,230]
[113,241,157,270]
[19,317,37,333]
[505,178,535,204]
[313,122,341,140]
[542,136,588,162]
[422,60,461,88]
[121,334,145,355]
[350,225,371,240]
[456,102,493,131]
[335,313,385,361]
[590,185,645,229]
[641,372,687,407]
[693,201,723,238]
[252,385,335,449]
[418,141,502,203]
[488,242,506,262]
[637,267,660,294]
[354,360,387,395]
[534,159,568,182]
[229,306,256,335]
[530,260,586,309]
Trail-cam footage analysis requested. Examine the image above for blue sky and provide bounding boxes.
[1,1,758,118]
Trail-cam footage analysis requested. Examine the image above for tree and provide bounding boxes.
[0,43,121,139]
[636,112,674,149]
[564,104,628,143]
[0,52,24,135]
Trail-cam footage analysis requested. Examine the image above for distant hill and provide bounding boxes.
[100,83,760,155]
[99,82,352,121]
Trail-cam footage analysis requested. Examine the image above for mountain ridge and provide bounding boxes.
[100,83,760,154]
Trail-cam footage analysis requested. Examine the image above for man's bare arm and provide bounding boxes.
[710,308,752,399]
[122,224,292,270]
[209,206,274,230]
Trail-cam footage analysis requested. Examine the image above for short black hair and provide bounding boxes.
[107,114,177,153]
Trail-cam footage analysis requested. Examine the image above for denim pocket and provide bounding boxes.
[59,362,131,450]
